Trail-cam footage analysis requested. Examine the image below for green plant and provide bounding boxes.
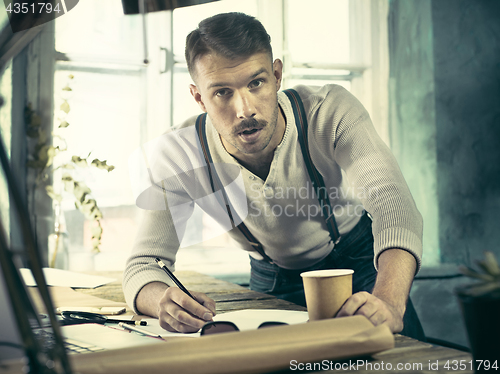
[458,251,500,297]
[25,74,114,253]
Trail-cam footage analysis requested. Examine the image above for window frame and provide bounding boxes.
[0,17,55,265]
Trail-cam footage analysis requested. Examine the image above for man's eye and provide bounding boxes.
[249,79,264,89]
[215,89,231,97]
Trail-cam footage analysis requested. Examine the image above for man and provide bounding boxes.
[123,12,425,340]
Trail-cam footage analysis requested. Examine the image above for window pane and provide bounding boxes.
[54,4,172,270]
[173,66,201,126]
[287,0,350,64]
[53,68,141,207]
[55,0,143,61]
[287,79,351,92]
[286,67,352,91]
[53,68,142,269]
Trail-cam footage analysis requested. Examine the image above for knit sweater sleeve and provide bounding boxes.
[303,85,423,271]
[122,121,203,313]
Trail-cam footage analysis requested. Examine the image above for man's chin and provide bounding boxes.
[236,139,272,155]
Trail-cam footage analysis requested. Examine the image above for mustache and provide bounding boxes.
[234,118,266,134]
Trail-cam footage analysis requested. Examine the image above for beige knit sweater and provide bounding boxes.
[123,84,423,313]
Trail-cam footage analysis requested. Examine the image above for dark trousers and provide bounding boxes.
[249,212,426,341]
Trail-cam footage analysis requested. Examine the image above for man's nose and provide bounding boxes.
[235,91,256,119]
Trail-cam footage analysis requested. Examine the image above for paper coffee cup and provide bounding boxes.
[301,269,354,321]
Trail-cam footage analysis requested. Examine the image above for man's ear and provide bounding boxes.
[190,84,207,112]
[273,59,283,92]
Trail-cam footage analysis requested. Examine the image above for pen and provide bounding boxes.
[155,257,196,301]
[118,322,163,339]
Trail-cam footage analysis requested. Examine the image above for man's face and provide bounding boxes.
[190,52,283,159]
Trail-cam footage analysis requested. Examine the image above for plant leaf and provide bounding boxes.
[91,159,115,172]
[91,223,103,240]
[45,186,63,202]
[71,155,88,168]
[73,182,91,203]
[59,120,70,128]
[91,240,100,253]
[60,163,75,170]
[466,282,500,297]
[61,173,73,182]
[458,265,495,282]
[62,85,72,92]
[483,251,500,276]
[46,146,57,167]
[93,208,103,220]
[62,174,74,193]
[60,101,70,114]
[37,145,50,164]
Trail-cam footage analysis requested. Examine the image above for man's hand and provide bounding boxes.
[158,287,216,333]
[336,248,417,333]
[336,291,404,333]
[135,281,216,333]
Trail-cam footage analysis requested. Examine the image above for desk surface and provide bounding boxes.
[75,271,474,374]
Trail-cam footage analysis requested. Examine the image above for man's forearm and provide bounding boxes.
[372,248,417,317]
[136,281,169,318]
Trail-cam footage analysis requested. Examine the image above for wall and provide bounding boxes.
[389,0,500,347]
[433,0,500,265]
[388,0,439,267]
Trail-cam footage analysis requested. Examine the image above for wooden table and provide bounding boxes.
[77,271,475,374]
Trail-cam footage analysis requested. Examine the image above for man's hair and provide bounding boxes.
[185,12,272,79]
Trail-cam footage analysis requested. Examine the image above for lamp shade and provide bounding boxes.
[121,0,219,14]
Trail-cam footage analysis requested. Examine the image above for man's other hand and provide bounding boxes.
[336,291,404,333]
[158,287,216,333]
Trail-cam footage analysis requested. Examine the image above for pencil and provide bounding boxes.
[106,319,147,326]
[118,322,163,339]
[154,257,196,300]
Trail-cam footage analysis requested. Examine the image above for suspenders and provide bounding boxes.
[195,88,341,264]
[282,89,341,246]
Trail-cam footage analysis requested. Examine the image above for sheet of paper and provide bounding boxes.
[137,309,309,338]
[137,318,201,337]
[213,309,309,330]
[20,268,116,289]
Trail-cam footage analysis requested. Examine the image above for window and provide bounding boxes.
[286,0,352,90]
[51,0,389,275]
[53,0,151,270]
